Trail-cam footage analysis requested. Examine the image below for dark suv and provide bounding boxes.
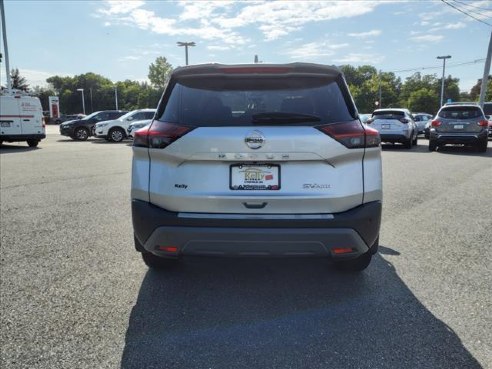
[429,103,488,152]
[59,110,127,141]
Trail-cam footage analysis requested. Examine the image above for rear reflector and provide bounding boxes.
[431,119,441,127]
[158,246,178,253]
[133,121,194,149]
[317,121,380,148]
[332,247,354,254]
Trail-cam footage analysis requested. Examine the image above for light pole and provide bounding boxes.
[437,55,451,107]
[76,88,85,115]
[114,85,119,110]
[177,41,196,65]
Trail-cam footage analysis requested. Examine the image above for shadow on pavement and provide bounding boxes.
[434,145,492,157]
[0,144,40,154]
[121,250,482,369]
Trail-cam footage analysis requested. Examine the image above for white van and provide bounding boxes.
[0,90,46,147]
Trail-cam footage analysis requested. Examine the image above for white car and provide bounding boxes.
[127,119,152,138]
[367,108,418,149]
[94,109,155,142]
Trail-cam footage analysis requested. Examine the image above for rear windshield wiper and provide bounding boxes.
[251,112,321,124]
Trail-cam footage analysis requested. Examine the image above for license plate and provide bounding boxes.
[381,124,390,129]
[454,124,464,129]
[0,121,11,127]
[230,164,280,190]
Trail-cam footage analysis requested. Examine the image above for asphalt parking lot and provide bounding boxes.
[1,125,491,369]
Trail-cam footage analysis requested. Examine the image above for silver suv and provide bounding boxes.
[429,103,489,152]
[131,63,382,272]
[367,108,418,148]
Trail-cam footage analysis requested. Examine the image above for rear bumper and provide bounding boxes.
[379,133,410,143]
[430,130,488,144]
[0,134,45,141]
[132,200,381,259]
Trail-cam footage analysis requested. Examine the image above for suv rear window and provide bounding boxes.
[158,77,353,126]
[438,106,483,119]
[372,111,405,120]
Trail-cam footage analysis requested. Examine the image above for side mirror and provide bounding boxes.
[366,118,374,124]
[127,117,134,121]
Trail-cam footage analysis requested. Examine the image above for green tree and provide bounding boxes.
[148,56,173,89]
[10,68,29,91]
[407,88,439,114]
[469,76,492,101]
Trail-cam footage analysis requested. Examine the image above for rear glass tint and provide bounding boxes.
[158,77,353,126]
[438,106,483,119]
[372,111,405,120]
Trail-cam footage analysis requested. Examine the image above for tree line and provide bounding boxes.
[7,57,492,116]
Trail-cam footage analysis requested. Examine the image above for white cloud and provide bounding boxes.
[410,34,444,43]
[207,45,231,51]
[348,30,381,38]
[97,0,384,45]
[284,41,349,60]
[333,53,384,64]
[119,56,141,62]
[19,69,73,88]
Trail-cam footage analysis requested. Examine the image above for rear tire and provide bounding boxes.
[334,252,372,272]
[27,139,39,147]
[429,140,437,151]
[412,133,418,146]
[477,139,488,153]
[404,138,412,149]
[141,252,179,269]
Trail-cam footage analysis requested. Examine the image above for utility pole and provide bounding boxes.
[378,70,382,109]
[437,55,451,107]
[114,85,118,110]
[1,0,12,90]
[479,31,492,108]
[177,41,196,66]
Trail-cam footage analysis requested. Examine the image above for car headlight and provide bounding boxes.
[97,123,109,128]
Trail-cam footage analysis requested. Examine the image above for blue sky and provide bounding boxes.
[1,0,491,92]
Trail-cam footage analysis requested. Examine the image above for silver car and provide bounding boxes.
[367,108,418,148]
[131,63,382,272]
[127,119,152,138]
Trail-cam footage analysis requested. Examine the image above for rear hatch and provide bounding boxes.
[371,110,408,134]
[435,105,486,134]
[137,64,379,214]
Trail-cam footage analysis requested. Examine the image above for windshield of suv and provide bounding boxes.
[159,77,353,126]
[438,106,483,119]
[80,111,101,121]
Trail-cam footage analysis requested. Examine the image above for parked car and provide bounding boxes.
[429,103,488,152]
[367,108,418,148]
[131,63,382,272]
[482,102,492,138]
[127,119,152,138]
[59,110,127,141]
[94,109,156,142]
[412,112,433,134]
[54,114,85,125]
[0,91,45,147]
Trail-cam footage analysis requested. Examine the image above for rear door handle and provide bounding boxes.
[243,202,267,209]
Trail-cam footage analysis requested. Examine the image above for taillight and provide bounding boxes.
[133,121,194,148]
[478,120,488,127]
[317,121,380,149]
[431,119,441,127]
[400,118,409,124]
